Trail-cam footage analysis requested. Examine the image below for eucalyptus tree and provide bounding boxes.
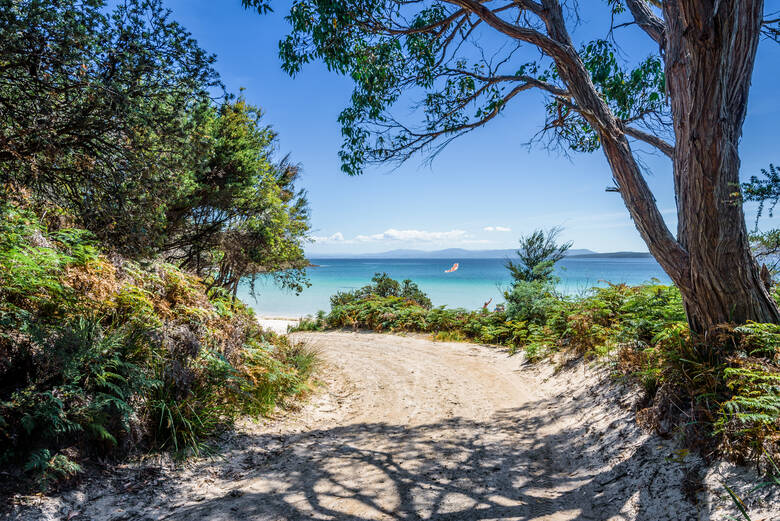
[244,0,780,333]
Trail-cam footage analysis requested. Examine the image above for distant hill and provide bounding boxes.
[309,248,654,259]
[569,251,653,259]
[309,247,658,259]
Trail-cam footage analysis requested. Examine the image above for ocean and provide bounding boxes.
[237,256,672,317]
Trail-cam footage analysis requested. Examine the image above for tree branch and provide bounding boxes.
[623,125,674,158]
[372,79,557,163]
[625,0,666,46]
[533,0,688,282]
[442,69,571,97]
[512,0,544,17]
[364,9,466,36]
[444,0,571,59]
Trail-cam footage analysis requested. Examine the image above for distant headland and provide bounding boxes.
[308,248,652,259]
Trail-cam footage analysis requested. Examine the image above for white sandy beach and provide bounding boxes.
[256,315,301,334]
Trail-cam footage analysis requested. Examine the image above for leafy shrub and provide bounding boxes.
[0,200,316,491]
[330,272,432,309]
[505,280,562,325]
[712,324,780,464]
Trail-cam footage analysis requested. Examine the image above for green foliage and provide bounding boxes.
[245,1,669,174]
[505,228,572,284]
[318,294,529,351]
[722,482,752,521]
[550,39,666,153]
[330,272,432,309]
[504,281,562,326]
[712,323,780,462]
[295,311,328,332]
[0,0,311,296]
[743,164,780,274]
[0,0,313,493]
[314,274,689,360]
[1,318,156,479]
[22,450,82,492]
[0,201,316,490]
[0,0,219,254]
[743,164,780,222]
[163,97,311,296]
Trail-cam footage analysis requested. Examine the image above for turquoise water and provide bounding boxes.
[238,257,672,317]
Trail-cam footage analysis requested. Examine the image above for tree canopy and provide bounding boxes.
[0,0,310,294]
[0,0,219,252]
[162,97,311,295]
[243,0,674,174]
[506,227,572,284]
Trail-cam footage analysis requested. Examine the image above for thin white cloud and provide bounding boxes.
[483,226,512,232]
[312,232,346,243]
[354,228,468,242]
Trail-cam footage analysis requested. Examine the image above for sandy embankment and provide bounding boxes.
[256,316,301,334]
[8,331,779,521]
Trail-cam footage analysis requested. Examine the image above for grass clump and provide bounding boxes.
[0,200,318,492]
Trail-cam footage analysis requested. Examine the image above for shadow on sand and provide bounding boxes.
[161,396,702,521]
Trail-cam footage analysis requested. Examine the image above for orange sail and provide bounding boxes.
[444,262,459,273]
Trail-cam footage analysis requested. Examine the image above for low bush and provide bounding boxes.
[0,200,317,492]
[330,272,432,309]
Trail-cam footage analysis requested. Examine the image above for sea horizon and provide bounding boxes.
[239,256,672,318]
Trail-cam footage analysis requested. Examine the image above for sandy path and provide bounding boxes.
[7,331,778,520]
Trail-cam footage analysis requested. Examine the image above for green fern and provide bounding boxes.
[23,449,82,491]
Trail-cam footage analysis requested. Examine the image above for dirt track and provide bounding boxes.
[7,331,779,520]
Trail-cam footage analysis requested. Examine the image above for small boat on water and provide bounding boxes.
[445,262,459,273]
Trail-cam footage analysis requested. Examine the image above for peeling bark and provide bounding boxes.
[540,0,780,333]
[662,0,780,330]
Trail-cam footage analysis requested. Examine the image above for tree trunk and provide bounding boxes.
[547,0,780,333]
[495,0,779,333]
[662,0,780,332]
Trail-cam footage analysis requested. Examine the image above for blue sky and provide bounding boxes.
[163,0,780,254]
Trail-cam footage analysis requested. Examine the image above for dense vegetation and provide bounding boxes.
[329,272,432,309]
[0,0,315,494]
[0,198,317,492]
[0,0,310,294]
[2,0,778,506]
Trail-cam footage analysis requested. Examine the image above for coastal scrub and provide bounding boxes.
[0,199,317,492]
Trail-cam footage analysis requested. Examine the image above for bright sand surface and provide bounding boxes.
[257,316,300,334]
